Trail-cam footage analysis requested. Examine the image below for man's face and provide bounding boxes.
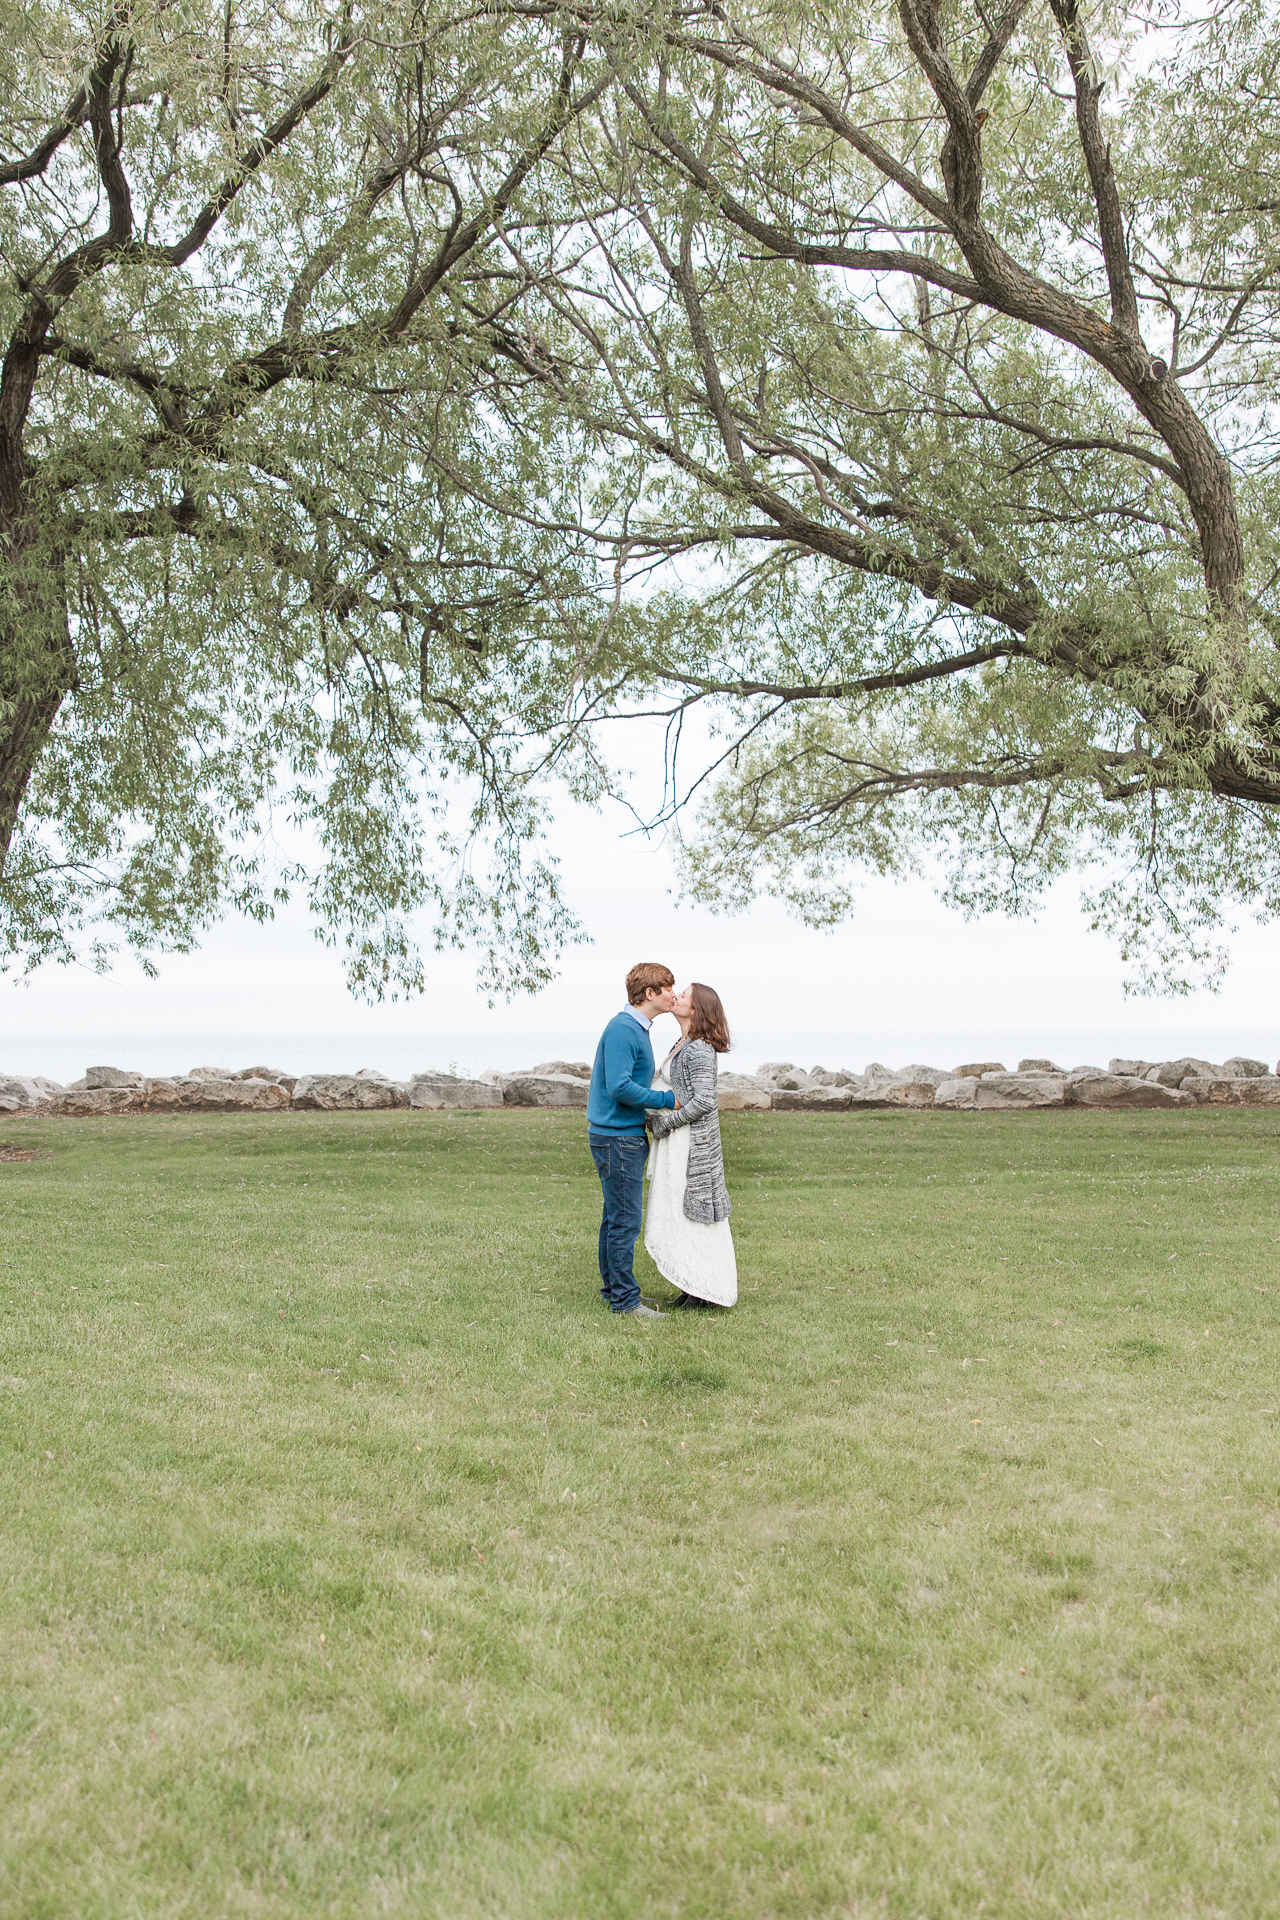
[645,981,677,1015]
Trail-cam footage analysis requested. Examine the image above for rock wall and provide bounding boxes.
[5,1052,1278,1116]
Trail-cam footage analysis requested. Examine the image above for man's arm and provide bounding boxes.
[603,1025,676,1110]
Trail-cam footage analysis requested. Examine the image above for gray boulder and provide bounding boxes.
[1236,1075,1280,1106]
[145,1076,290,1113]
[1178,1076,1242,1105]
[184,1064,297,1088]
[772,1086,853,1111]
[934,1076,978,1110]
[882,1082,938,1110]
[1109,1059,1157,1078]
[755,1062,813,1090]
[51,1085,146,1115]
[1066,1069,1192,1109]
[975,1072,1066,1110]
[408,1073,503,1110]
[503,1073,589,1109]
[1178,1075,1236,1104]
[529,1060,592,1079]
[953,1061,1006,1078]
[0,1075,64,1111]
[839,1064,945,1109]
[840,1062,946,1089]
[717,1086,772,1112]
[1181,1074,1280,1107]
[233,1066,296,1090]
[1019,1058,1065,1074]
[291,1073,408,1111]
[1223,1056,1269,1079]
[1151,1056,1219,1087]
[85,1065,144,1089]
[871,1071,941,1109]
[717,1071,771,1111]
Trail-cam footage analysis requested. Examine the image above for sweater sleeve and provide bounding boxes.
[652,1041,716,1131]
[603,1022,676,1110]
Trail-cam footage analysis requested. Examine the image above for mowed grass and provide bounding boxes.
[2,1109,1279,1919]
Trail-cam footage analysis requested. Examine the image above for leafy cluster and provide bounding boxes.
[3,0,1280,993]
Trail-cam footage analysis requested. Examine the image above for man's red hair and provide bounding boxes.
[626,961,674,1005]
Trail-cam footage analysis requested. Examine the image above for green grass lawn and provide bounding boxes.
[2,1107,1279,1919]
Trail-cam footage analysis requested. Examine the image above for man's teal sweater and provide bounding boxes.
[586,1010,678,1136]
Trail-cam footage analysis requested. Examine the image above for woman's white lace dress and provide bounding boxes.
[644,1057,738,1306]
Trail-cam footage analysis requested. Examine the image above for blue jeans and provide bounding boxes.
[589,1131,648,1312]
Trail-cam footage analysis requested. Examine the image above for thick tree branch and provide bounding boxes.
[896,0,985,225]
[964,0,1033,107]
[281,105,462,335]
[39,334,190,437]
[629,16,1248,611]
[0,85,89,186]
[659,642,1033,704]
[142,12,360,267]
[484,304,1059,644]
[620,80,986,301]
[386,33,596,335]
[1048,0,1141,340]
[655,27,954,225]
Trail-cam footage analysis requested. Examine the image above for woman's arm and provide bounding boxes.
[653,1042,718,1133]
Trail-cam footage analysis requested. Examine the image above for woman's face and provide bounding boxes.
[672,984,694,1020]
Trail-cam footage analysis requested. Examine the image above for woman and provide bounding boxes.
[645,982,737,1308]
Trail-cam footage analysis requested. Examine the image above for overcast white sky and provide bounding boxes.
[5,781,1276,1085]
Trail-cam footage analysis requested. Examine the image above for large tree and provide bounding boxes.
[6,0,1280,998]
[499,0,1280,989]
[0,0,613,993]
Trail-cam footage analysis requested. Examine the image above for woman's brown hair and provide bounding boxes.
[689,982,731,1053]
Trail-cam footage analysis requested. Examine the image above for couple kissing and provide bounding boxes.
[586,962,737,1319]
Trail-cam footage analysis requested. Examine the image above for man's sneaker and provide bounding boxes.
[616,1302,666,1318]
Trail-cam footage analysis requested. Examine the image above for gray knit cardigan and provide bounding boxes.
[649,1038,732,1224]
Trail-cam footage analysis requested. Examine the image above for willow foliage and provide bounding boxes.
[510,0,1280,990]
[4,0,1279,993]
[0,0,614,993]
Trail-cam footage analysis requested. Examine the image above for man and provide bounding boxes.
[587,962,681,1318]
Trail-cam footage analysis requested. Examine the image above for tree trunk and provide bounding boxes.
[0,501,75,874]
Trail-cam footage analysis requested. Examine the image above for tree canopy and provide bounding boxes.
[1,0,612,993]
[4,0,1279,994]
